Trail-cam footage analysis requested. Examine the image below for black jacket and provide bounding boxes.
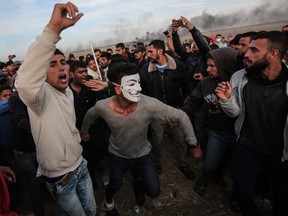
[182,47,238,133]
[9,91,35,152]
[172,27,211,93]
[69,84,108,130]
[140,54,189,108]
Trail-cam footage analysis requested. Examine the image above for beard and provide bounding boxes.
[148,55,160,64]
[244,54,269,74]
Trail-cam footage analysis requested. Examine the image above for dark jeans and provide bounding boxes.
[14,150,45,215]
[106,152,160,203]
[233,143,288,216]
[150,120,188,167]
[203,130,236,180]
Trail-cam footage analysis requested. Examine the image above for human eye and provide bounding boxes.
[250,47,259,53]
[50,62,56,68]
[61,61,67,66]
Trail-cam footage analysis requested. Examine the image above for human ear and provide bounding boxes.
[114,86,122,95]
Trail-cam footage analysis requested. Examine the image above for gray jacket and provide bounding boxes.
[219,69,288,161]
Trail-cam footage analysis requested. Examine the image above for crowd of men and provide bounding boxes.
[1,2,288,216]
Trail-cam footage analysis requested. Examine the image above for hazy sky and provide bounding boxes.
[0,0,287,61]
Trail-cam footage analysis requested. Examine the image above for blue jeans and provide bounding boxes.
[233,143,288,216]
[14,150,44,215]
[106,152,160,203]
[203,130,236,180]
[46,159,96,216]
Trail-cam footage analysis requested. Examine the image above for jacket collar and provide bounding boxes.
[148,54,177,73]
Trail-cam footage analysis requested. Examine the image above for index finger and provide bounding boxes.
[66,2,79,18]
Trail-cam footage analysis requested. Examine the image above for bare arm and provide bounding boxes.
[84,79,108,91]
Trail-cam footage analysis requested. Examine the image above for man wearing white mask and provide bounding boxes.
[81,63,198,215]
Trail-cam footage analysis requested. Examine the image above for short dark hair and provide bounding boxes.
[68,53,75,59]
[252,31,288,59]
[229,34,242,45]
[85,56,95,65]
[109,54,128,69]
[79,56,85,62]
[54,48,65,58]
[94,48,101,53]
[148,40,165,54]
[137,42,145,46]
[0,85,12,95]
[0,62,7,70]
[100,52,112,60]
[0,75,7,85]
[240,31,257,40]
[66,59,75,67]
[116,43,125,49]
[107,63,139,84]
[69,60,87,73]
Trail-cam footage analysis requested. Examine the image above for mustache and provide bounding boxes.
[243,57,251,63]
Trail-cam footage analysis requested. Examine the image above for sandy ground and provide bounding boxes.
[16,133,273,216]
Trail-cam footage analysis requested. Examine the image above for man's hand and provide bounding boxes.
[0,166,16,183]
[80,131,91,142]
[48,2,83,35]
[172,16,194,33]
[193,72,204,81]
[215,81,232,100]
[188,145,203,163]
[180,16,194,31]
[171,19,179,33]
[84,79,108,91]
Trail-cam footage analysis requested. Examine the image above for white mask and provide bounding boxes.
[216,38,222,43]
[117,74,142,102]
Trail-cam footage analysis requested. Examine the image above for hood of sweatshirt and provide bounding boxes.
[207,47,238,81]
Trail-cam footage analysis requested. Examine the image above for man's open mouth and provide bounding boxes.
[59,74,67,80]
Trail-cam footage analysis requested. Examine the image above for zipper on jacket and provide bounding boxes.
[160,73,167,104]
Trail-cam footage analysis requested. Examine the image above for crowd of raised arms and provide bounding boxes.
[0,2,288,216]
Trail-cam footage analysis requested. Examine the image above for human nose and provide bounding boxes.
[206,66,211,73]
[244,49,251,59]
[56,63,66,70]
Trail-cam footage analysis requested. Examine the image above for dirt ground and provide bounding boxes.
[16,134,273,216]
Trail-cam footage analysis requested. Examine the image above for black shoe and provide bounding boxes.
[179,165,195,180]
[194,178,207,196]
[155,162,162,175]
[105,208,119,216]
[132,180,145,206]
[213,175,228,188]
